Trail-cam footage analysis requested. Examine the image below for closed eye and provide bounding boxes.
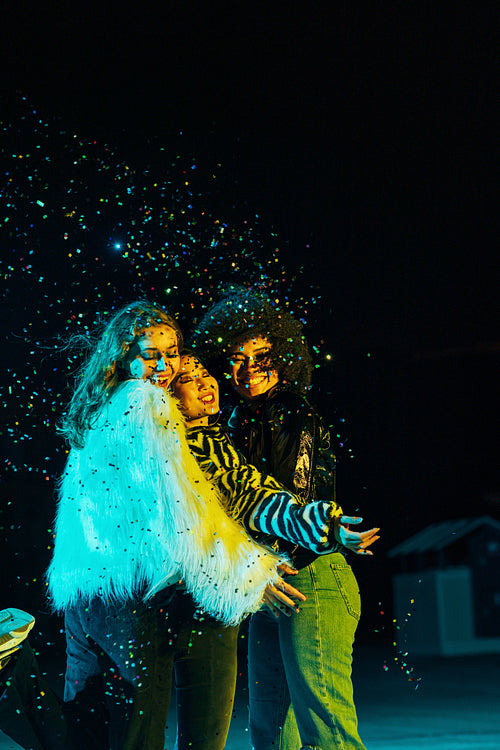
[140,348,179,361]
[140,349,160,361]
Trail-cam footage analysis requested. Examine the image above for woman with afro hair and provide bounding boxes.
[192,287,377,750]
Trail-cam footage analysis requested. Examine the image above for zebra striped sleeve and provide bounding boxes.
[186,425,342,553]
[249,495,342,554]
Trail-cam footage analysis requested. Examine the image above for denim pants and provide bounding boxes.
[65,594,172,750]
[248,553,366,750]
[65,590,239,750]
[170,593,239,750]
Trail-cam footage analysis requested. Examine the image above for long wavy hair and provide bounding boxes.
[191,287,313,393]
[59,301,183,448]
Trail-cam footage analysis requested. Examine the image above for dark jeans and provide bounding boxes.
[171,593,239,750]
[65,591,239,750]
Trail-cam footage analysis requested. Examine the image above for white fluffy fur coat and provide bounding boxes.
[47,380,280,625]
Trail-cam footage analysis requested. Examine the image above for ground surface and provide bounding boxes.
[165,645,500,750]
[2,639,499,749]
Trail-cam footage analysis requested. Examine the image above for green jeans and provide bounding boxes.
[248,553,366,750]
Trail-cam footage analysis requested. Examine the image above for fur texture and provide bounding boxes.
[47,380,280,625]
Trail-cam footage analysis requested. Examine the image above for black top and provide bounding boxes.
[228,385,341,567]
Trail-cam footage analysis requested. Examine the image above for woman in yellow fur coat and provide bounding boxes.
[46,301,296,750]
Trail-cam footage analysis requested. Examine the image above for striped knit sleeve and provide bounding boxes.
[187,427,343,554]
[248,493,343,554]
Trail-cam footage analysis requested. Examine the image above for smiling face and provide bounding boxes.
[228,335,280,401]
[171,354,219,425]
[125,324,180,389]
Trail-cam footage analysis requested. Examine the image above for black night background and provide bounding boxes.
[1,2,499,742]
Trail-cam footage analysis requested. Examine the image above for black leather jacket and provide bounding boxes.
[228,385,341,566]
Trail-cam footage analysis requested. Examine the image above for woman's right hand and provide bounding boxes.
[333,515,380,555]
[262,576,306,618]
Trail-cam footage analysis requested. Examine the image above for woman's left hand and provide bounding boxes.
[334,516,380,555]
[262,577,306,619]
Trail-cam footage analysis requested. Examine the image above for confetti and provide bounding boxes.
[1,95,345,487]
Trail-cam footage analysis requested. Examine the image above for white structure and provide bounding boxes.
[389,516,500,656]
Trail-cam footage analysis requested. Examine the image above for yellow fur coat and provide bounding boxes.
[47,380,280,625]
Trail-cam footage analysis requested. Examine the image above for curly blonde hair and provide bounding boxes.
[59,301,183,448]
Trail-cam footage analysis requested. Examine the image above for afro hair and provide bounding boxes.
[191,287,313,393]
